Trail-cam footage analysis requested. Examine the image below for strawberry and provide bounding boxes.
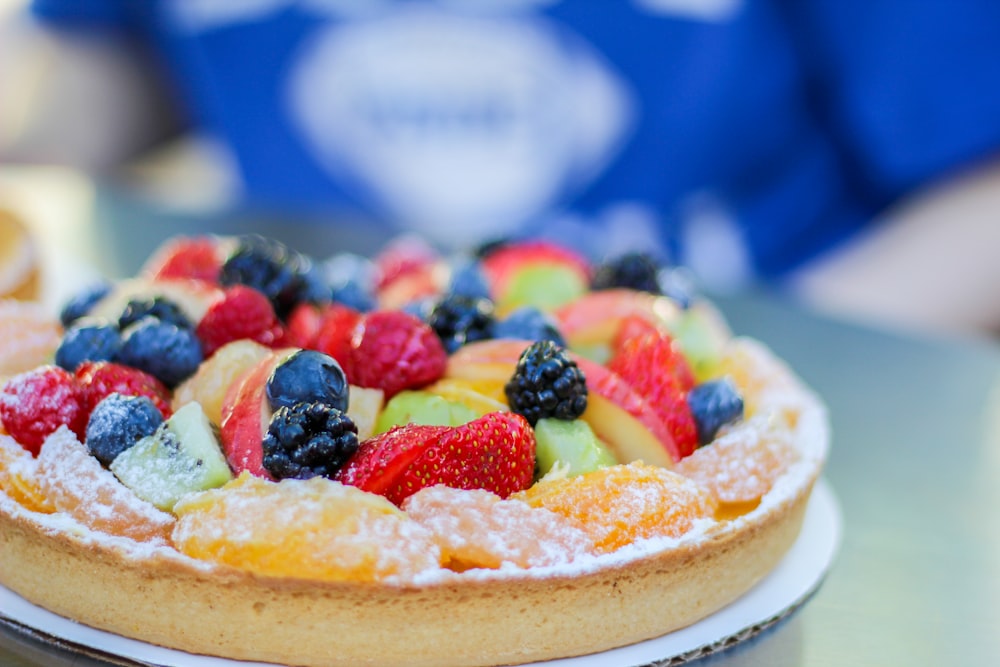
[607,329,698,459]
[143,236,222,283]
[337,411,535,505]
[0,366,87,454]
[195,285,285,357]
[348,310,446,399]
[480,240,591,299]
[76,361,173,419]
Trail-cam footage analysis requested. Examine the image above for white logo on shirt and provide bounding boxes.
[285,6,633,248]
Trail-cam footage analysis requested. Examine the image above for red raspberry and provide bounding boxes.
[76,361,173,419]
[0,366,87,455]
[144,236,222,283]
[195,285,285,357]
[348,310,446,399]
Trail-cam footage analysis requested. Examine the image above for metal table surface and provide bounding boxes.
[1,283,998,667]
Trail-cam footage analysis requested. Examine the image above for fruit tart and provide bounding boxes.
[0,235,829,667]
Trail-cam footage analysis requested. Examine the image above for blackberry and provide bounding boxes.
[492,306,565,346]
[505,340,587,426]
[55,322,122,371]
[427,294,496,353]
[118,296,193,330]
[263,402,359,480]
[220,235,308,318]
[266,349,350,413]
[591,252,662,294]
[59,282,111,327]
[687,377,744,446]
[85,393,164,466]
[117,318,203,388]
[472,237,509,259]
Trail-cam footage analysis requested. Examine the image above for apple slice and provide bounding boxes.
[218,348,296,478]
[554,289,681,352]
[447,339,682,465]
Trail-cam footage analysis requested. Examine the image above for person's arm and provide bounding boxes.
[788,154,1000,337]
[0,10,181,170]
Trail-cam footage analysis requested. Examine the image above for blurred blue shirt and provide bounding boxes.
[31,0,1000,286]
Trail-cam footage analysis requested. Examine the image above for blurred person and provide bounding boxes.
[3,0,1000,335]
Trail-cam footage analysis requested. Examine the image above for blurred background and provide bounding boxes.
[3,0,1000,336]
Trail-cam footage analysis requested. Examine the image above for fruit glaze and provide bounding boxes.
[0,235,828,667]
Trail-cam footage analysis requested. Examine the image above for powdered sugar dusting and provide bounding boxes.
[35,426,175,544]
[403,485,592,570]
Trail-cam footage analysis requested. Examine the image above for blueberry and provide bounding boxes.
[85,393,164,466]
[59,282,112,327]
[687,377,744,446]
[330,280,376,312]
[55,322,122,371]
[447,259,491,300]
[401,297,436,322]
[492,306,565,346]
[118,318,203,388]
[266,350,349,413]
[657,267,697,310]
[118,296,192,330]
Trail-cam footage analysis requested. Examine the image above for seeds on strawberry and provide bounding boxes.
[0,366,87,455]
[337,411,535,506]
[348,310,446,400]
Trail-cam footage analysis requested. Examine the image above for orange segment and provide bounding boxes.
[514,462,717,553]
[35,427,175,542]
[675,415,800,506]
[403,485,592,570]
[172,473,442,582]
[0,434,54,513]
[0,299,62,379]
[0,210,40,301]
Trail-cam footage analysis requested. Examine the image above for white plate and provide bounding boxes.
[0,480,841,667]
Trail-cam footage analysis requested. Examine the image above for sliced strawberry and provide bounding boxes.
[195,285,285,357]
[337,411,535,505]
[607,329,698,459]
[348,310,446,399]
[143,236,222,283]
[75,361,173,419]
[0,366,87,454]
[480,240,591,300]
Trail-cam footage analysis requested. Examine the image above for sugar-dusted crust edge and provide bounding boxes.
[0,338,829,667]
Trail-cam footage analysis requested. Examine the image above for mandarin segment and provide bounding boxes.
[0,434,54,513]
[717,337,801,424]
[515,462,717,553]
[173,473,442,582]
[35,427,175,543]
[674,415,801,506]
[0,300,62,378]
[403,485,593,571]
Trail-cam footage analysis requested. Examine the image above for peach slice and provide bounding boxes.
[447,340,680,466]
